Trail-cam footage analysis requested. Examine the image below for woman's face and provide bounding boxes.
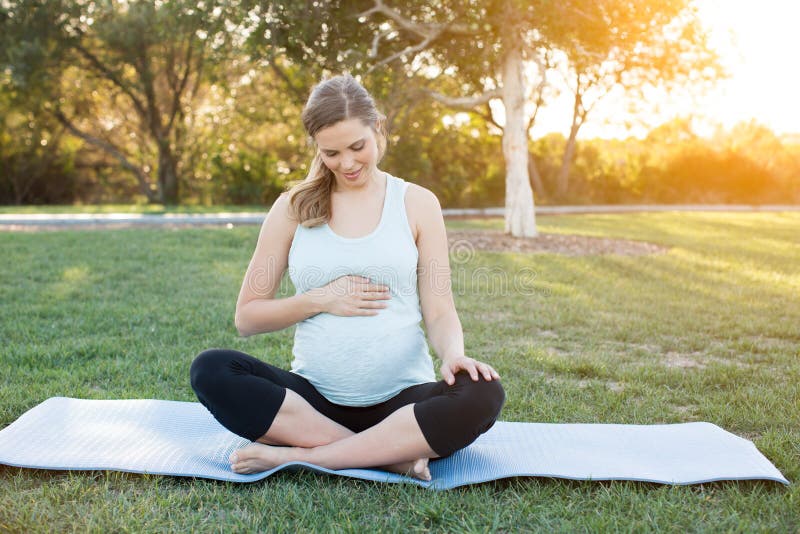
[315,118,380,188]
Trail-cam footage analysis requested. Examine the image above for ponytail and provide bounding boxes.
[287,152,335,227]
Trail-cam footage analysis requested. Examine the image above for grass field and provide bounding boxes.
[1,212,797,532]
[0,204,268,215]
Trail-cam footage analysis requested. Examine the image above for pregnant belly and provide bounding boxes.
[291,322,430,401]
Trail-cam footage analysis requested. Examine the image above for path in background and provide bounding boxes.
[1,204,799,230]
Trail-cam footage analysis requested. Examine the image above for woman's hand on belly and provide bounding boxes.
[305,275,391,317]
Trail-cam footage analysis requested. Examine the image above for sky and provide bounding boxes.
[523,0,800,140]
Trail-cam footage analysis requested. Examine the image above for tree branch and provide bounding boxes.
[358,0,476,71]
[71,41,148,120]
[50,108,154,200]
[131,45,163,141]
[483,103,503,130]
[356,0,475,37]
[526,51,550,134]
[422,88,504,130]
[368,28,394,58]
[366,29,442,73]
[426,88,502,109]
[166,37,196,133]
[165,40,178,94]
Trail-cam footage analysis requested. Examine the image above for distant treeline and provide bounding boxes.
[2,104,797,207]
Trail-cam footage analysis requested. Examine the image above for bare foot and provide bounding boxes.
[230,444,432,481]
[382,457,431,481]
[229,442,296,474]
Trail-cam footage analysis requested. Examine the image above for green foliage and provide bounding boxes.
[385,105,505,208]
[207,152,285,206]
[646,147,779,204]
[1,0,247,204]
[0,3,796,207]
[0,85,82,204]
[530,118,800,205]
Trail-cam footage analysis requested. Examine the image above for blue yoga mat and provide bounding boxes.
[0,397,788,490]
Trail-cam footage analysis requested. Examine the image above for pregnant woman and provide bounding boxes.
[190,74,505,481]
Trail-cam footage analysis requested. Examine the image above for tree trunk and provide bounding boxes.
[157,140,179,204]
[528,154,546,200]
[556,92,582,200]
[501,42,537,237]
[11,175,26,205]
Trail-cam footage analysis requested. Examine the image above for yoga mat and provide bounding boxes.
[0,397,788,490]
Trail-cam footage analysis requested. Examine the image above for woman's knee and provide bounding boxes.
[451,371,506,425]
[415,372,506,457]
[190,348,234,395]
[189,349,286,442]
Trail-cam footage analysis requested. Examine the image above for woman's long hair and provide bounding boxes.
[288,74,388,227]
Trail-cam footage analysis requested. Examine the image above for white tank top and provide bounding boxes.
[287,172,436,406]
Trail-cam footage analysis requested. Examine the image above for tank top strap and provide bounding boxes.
[383,173,415,244]
[382,173,404,223]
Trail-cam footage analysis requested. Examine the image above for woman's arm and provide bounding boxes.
[234,193,316,336]
[408,185,500,384]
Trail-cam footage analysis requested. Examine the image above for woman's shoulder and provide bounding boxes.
[401,180,443,242]
[266,192,297,222]
[403,181,441,212]
[261,192,299,244]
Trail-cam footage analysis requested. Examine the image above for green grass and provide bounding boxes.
[1,212,798,532]
[0,204,268,215]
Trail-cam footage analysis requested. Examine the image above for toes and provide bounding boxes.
[410,459,432,481]
[231,461,251,474]
[418,463,431,480]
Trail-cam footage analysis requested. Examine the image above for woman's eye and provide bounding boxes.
[323,144,362,156]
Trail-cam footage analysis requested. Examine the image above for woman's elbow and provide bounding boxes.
[234,305,278,337]
[234,317,246,337]
[234,309,253,337]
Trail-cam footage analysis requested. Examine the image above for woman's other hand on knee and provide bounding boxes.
[439,355,500,385]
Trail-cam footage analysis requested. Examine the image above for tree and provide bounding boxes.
[242,1,431,149]
[355,0,541,236]
[549,1,721,200]
[354,1,723,233]
[1,0,244,204]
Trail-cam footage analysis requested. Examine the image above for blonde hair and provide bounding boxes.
[288,74,388,227]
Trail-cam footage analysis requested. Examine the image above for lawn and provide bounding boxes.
[0,204,267,215]
[1,212,797,532]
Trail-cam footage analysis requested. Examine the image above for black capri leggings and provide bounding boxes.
[190,349,505,458]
